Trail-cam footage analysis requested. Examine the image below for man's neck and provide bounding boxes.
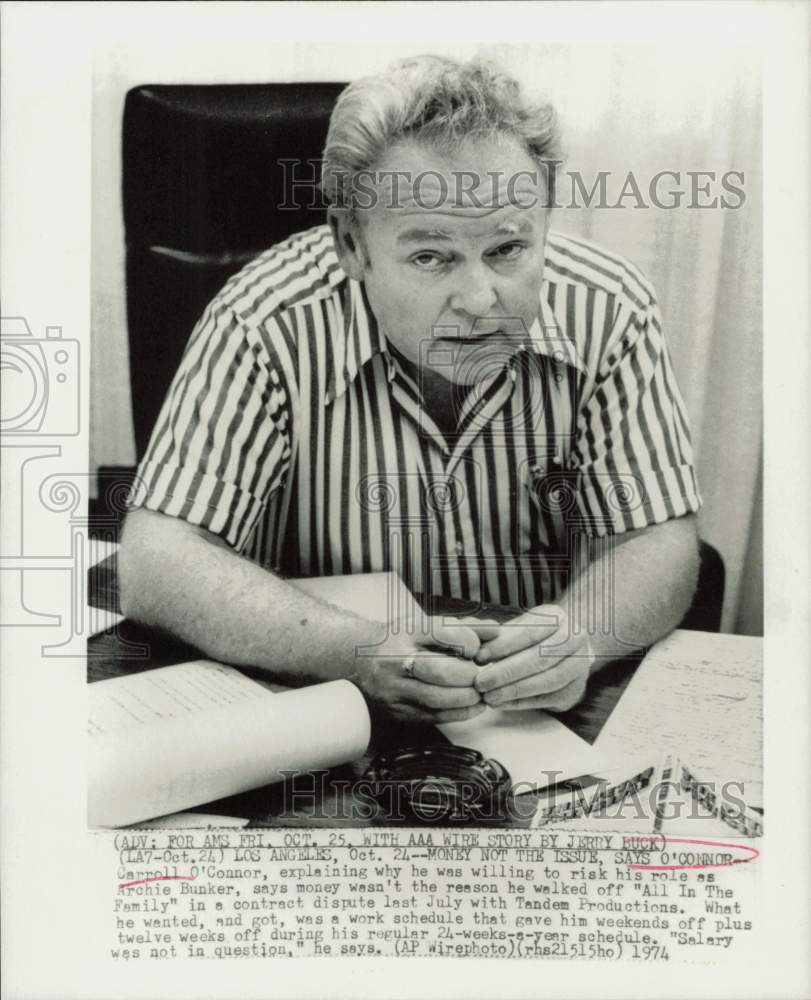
[388,344,465,438]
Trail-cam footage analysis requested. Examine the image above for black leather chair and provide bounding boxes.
[123,83,347,459]
[119,83,725,631]
[682,539,725,632]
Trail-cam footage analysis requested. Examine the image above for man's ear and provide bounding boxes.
[328,208,367,281]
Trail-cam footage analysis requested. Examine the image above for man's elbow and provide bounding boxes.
[671,514,701,621]
[118,508,171,622]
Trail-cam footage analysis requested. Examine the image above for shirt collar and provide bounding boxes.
[324,279,388,404]
[532,293,588,376]
[324,264,585,406]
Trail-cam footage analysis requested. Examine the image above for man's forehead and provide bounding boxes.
[363,136,547,216]
[393,210,538,243]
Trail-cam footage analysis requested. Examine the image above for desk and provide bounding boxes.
[87,551,761,827]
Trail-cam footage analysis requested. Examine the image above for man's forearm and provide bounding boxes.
[561,515,700,669]
[119,509,386,686]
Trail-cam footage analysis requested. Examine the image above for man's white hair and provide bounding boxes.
[321,54,561,209]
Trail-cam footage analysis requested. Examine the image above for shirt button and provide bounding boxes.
[454,541,464,555]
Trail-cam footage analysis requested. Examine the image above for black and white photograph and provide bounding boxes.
[1,3,809,998]
[87,21,762,830]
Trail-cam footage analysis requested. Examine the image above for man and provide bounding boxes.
[120,56,701,724]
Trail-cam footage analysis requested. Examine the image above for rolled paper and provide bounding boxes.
[88,661,370,827]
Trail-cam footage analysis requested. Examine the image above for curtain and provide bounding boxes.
[483,43,762,635]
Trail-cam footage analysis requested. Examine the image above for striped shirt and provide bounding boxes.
[135,224,701,609]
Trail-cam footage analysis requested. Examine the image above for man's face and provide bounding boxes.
[346,137,551,387]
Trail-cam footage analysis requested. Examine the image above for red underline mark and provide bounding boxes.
[627,836,759,871]
[118,875,197,889]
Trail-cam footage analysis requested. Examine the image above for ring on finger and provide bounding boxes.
[401,654,417,679]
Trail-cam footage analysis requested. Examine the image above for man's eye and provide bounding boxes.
[490,242,526,261]
[410,252,448,270]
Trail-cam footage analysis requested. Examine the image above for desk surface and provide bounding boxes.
[87,552,761,827]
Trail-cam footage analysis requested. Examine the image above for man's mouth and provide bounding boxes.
[437,329,505,343]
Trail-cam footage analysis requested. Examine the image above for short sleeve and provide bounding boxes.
[571,292,702,535]
[133,303,292,551]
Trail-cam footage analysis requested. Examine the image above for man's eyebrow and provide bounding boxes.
[396,228,453,243]
[492,219,533,237]
[396,219,534,244]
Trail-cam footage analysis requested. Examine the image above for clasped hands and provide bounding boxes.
[359,606,594,724]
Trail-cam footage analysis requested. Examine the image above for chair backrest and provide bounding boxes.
[122,83,346,458]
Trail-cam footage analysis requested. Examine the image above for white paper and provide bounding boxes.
[127,813,250,830]
[88,661,370,827]
[530,754,672,833]
[439,707,609,790]
[291,571,422,626]
[593,629,763,807]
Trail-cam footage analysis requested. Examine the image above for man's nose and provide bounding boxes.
[448,263,499,319]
